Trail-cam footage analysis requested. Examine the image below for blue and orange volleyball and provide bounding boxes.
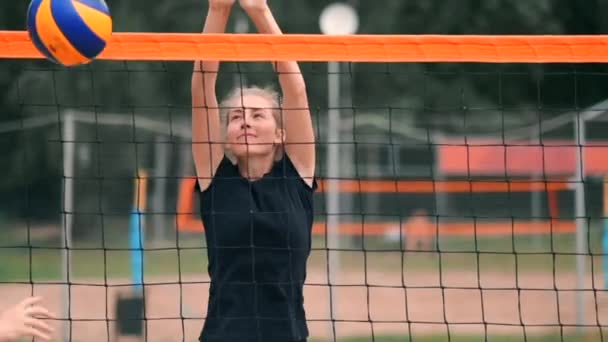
[26,0,112,67]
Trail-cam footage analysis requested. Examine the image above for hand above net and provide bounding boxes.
[0,297,56,342]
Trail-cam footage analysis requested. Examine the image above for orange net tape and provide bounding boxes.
[2,31,608,62]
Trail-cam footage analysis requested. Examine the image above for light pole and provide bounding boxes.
[233,9,249,88]
[319,3,359,340]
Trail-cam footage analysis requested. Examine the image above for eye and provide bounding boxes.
[229,111,242,121]
[253,111,264,118]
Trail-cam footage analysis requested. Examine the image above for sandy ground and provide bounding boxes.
[2,263,608,342]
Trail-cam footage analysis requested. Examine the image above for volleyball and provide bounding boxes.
[26,0,112,67]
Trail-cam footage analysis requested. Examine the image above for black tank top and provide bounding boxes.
[198,154,316,342]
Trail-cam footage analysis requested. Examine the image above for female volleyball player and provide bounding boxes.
[0,297,55,342]
[192,0,316,341]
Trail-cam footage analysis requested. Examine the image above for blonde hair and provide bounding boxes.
[219,85,282,128]
[219,85,285,161]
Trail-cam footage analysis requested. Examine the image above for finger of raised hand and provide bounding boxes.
[25,317,54,335]
[20,326,51,341]
[18,296,42,309]
[28,306,56,319]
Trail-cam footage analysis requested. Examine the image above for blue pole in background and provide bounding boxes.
[130,170,147,294]
[130,208,143,292]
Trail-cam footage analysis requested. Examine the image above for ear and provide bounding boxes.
[275,128,286,145]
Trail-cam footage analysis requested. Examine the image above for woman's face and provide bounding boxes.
[225,94,283,159]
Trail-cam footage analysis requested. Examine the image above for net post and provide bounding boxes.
[326,60,341,340]
[319,9,359,337]
[573,110,587,329]
[61,110,76,342]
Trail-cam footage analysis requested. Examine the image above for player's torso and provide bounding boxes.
[199,160,313,283]
[197,157,313,341]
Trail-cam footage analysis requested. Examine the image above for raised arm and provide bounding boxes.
[192,0,234,191]
[240,0,316,186]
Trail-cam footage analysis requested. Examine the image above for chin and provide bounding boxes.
[230,145,274,159]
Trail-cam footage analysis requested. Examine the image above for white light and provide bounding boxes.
[319,3,359,35]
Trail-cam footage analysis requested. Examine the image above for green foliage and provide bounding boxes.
[2,0,608,221]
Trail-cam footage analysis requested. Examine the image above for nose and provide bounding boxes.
[240,117,251,130]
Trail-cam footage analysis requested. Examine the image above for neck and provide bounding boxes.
[237,153,275,180]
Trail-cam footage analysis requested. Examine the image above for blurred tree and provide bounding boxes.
[2,0,608,222]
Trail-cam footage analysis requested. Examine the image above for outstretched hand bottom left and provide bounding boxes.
[0,297,56,342]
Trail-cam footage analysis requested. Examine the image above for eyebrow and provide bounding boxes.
[228,107,268,113]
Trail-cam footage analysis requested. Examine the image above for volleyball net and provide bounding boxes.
[2,31,608,341]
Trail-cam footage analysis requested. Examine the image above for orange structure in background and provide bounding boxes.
[438,140,608,176]
[176,177,575,237]
[177,178,204,233]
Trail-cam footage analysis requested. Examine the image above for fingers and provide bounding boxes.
[18,296,43,308]
[25,317,54,336]
[27,306,56,319]
[19,296,56,319]
[16,296,57,341]
[21,326,52,341]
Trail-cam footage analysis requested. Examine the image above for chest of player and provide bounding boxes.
[201,177,310,249]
